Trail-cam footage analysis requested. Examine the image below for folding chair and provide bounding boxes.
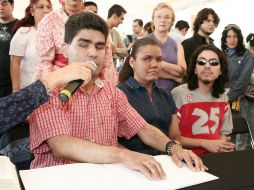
[231,115,254,149]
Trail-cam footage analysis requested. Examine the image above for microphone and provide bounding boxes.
[59,60,97,102]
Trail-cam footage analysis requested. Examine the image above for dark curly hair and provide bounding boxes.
[119,37,160,83]
[193,8,220,33]
[246,33,254,47]
[221,24,246,56]
[186,44,228,98]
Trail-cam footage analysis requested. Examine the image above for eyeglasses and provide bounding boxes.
[197,58,220,66]
[0,0,9,5]
[224,24,241,31]
[154,15,171,20]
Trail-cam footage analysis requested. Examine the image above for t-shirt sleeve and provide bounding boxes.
[171,87,182,109]
[116,88,147,139]
[220,94,233,134]
[9,28,27,56]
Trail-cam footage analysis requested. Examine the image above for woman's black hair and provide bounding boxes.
[119,37,160,83]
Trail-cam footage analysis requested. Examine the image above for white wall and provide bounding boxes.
[13,0,253,47]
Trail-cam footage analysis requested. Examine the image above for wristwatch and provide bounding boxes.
[165,140,180,156]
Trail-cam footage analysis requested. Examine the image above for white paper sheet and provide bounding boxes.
[20,155,218,190]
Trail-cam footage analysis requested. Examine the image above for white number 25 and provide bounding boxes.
[192,108,219,135]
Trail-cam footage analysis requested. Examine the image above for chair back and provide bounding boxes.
[232,115,254,149]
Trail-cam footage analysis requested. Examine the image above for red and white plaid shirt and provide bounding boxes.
[30,79,146,168]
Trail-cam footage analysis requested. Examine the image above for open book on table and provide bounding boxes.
[0,156,21,190]
[20,155,218,190]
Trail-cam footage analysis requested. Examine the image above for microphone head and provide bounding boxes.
[87,60,97,69]
[87,60,97,77]
[59,93,69,102]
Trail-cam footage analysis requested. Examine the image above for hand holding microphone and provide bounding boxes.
[59,60,97,102]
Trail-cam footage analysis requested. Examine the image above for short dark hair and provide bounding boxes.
[84,1,97,8]
[107,4,126,19]
[133,19,143,27]
[119,38,160,83]
[221,24,246,56]
[1,0,14,4]
[175,20,189,30]
[193,8,220,33]
[144,22,153,34]
[65,12,109,44]
[186,45,228,98]
[246,33,254,47]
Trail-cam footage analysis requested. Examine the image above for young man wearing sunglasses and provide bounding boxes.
[172,45,235,155]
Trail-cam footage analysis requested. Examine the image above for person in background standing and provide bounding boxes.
[84,1,97,14]
[0,0,18,97]
[148,2,186,92]
[143,21,152,37]
[10,0,52,93]
[182,8,220,67]
[221,24,254,150]
[123,19,144,49]
[106,4,128,65]
[245,33,254,138]
[221,24,254,115]
[169,20,189,43]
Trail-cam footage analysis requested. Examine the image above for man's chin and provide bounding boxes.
[205,31,214,36]
[202,80,212,85]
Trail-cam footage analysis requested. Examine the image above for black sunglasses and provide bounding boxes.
[197,59,220,66]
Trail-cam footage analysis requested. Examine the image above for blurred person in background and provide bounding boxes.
[106,4,128,66]
[10,0,52,93]
[169,20,189,43]
[143,21,152,37]
[0,0,18,97]
[123,19,144,50]
[84,1,97,14]
[221,24,254,150]
[245,33,254,137]
[221,24,254,115]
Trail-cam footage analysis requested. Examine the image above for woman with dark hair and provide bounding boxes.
[9,0,52,92]
[119,38,189,156]
[221,24,254,114]
[245,33,254,137]
[143,21,152,37]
